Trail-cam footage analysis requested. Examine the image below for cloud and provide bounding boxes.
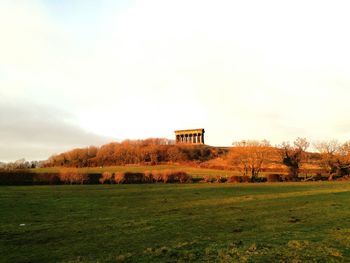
[0,101,113,161]
[1,0,350,159]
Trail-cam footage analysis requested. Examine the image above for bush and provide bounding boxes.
[266,174,282,182]
[241,176,251,183]
[123,170,193,183]
[0,170,34,185]
[114,172,125,184]
[176,171,192,183]
[158,170,192,183]
[33,173,60,185]
[59,168,88,184]
[227,176,242,183]
[201,175,216,183]
[114,172,145,184]
[281,174,295,182]
[313,173,324,181]
[214,175,227,183]
[337,175,350,181]
[144,170,155,183]
[99,171,114,184]
[227,175,251,183]
[151,170,164,183]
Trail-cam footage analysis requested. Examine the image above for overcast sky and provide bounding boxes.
[1,0,350,161]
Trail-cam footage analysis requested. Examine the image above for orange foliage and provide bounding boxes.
[59,168,88,184]
[46,139,221,167]
[99,171,114,184]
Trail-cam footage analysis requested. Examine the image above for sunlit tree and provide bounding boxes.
[229,140,271,181]
[279,137,309,180]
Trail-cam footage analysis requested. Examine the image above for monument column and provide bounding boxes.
[174,129,205,145]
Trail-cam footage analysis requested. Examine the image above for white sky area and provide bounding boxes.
[1,0,350,161]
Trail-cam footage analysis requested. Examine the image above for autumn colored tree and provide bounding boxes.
[279,137,309,180]
[315,140,350,180]
[45,139,223,167]
[338,142,350,176]
[166,146,186,162]
[228,140,271,181]
[314,140,341,179]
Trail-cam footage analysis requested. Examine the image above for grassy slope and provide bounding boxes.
[1,182,350,262]
[31,164,242,178]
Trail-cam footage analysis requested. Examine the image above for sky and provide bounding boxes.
[1,0,350,162]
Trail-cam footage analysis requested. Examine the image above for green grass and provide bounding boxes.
[1,182,350,262]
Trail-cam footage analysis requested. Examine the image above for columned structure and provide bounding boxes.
[175,128,205,145]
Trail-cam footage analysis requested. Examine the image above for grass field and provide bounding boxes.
[31,164,293,179]
[31,164,243,178]
[1,182,350,262]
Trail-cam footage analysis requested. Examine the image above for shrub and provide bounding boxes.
[313,173,323,181]
[160,170,176,183]
[176,171,192,183]
[144,170,155,183]
[337,175,350,181]
[87,173,101,184]
[159,170,192,183]
[59,168,88,184]
[0,170,34,185]
[114,170,193,184]
[151,170,164,182]
[114,172,125,184]
[33,173,60,185]
[266,173,282,182]
[227,176,242,183]
[241,176,251,183]
[281,174,294,182]
[214,175,227,183]
[114,172,145,184]
[99,171,114,184]
[201,175,216,183]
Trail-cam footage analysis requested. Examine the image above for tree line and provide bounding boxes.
[45,138,224,167]
[43,137,350,181]
[229,138,350,181]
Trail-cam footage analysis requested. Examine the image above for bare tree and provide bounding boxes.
[315,140,350,180]
[229,140,271,181]
[314,140,341,180]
